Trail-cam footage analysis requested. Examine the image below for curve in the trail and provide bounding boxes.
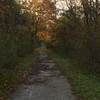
[8,50,77,100]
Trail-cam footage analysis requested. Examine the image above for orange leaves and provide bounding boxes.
[37,31,52,42]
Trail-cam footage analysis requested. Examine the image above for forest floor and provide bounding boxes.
[7,48,77,100]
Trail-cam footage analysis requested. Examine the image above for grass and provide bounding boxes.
[50,51,100,100]
[0,53,36,100]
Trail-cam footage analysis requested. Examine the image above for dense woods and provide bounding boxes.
[0,0,37,98]
[0,0,100,99]
[49,0,100,74]
[0,0,34,69]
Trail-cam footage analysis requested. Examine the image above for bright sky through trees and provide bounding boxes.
[16,0,67,11]
[16,0,68,18]
[56,0,67,10]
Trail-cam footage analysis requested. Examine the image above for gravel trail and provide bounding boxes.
[8,50,77,100]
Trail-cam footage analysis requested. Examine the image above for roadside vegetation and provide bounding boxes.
[47,0,100,100]
[0,54,36,99]
[50,52,100,100]
[0,0,36,99]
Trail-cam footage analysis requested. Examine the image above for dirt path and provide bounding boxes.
[8,50,77,100]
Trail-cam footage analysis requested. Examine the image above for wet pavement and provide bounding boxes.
[8,50,77,100]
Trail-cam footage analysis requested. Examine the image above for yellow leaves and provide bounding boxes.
[37,31,52,42]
